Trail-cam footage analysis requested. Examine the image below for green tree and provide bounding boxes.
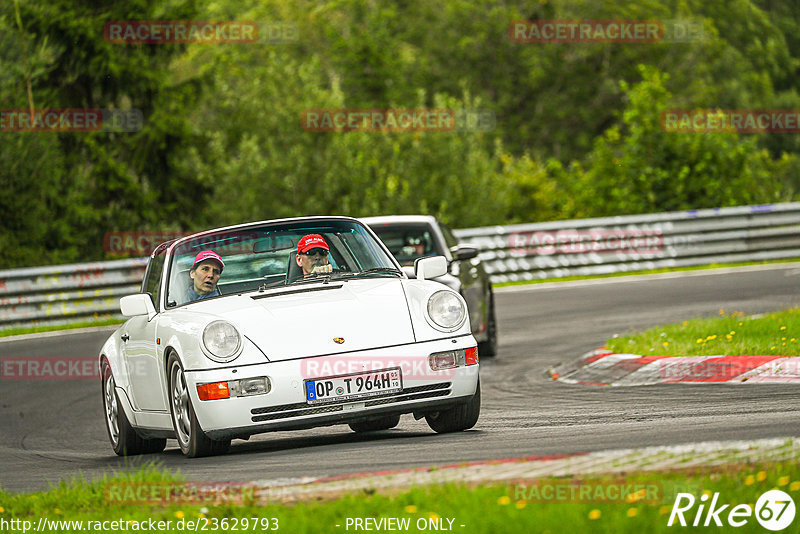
[574,65,788,216]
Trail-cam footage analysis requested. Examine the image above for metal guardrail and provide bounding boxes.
[3,203,800,330]
[0,258,147,330]
[454,203,800,283]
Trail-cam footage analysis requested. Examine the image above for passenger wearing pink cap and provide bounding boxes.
[295,234,333,278]
[186,250,224,302]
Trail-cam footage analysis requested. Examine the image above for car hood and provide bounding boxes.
[209,278,415,361]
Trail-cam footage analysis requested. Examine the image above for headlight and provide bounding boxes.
[426,290,467,331]
[202,320,241,362]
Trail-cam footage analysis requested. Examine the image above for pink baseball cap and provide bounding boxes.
[192,250,224,271]
[297,234,329,253]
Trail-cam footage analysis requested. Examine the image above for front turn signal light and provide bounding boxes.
[196,381,230,401]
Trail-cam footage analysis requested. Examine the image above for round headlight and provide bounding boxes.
[202,320,241,362]
[426,291,466,331]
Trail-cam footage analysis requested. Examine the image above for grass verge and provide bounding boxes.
[494,258,800,287]
[607,308,800,357]
[1,460,799,533]
[0,318,124,339]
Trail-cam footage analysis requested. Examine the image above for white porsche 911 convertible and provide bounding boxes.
[100,217,480,457]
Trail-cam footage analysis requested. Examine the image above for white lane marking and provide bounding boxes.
[495,262,800,293]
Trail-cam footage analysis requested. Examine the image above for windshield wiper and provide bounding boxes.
[258,279,288,291]
[332,267,404,279]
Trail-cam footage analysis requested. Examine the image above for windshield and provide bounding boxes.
[368,223,442,267]
[165,219,398,307]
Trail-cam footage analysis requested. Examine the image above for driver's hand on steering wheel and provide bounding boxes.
[310,264,333,275]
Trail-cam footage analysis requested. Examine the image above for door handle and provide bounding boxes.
[121,334,130,342]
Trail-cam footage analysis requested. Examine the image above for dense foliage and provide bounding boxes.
[3,0,800,268]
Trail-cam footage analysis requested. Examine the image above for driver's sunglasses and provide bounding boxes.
[300,248,328,257]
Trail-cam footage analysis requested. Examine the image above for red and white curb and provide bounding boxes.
[549,348,800,386]
[242,438,800,502]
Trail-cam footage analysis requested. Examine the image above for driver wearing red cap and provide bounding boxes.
[295,234,333,278]
[186,250,224,302]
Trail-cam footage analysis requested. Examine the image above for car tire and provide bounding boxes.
[167,355,231,458]
[425,379,481,433]
[477,290,498,357]
[348,414,401,433]
[102,361,166,456]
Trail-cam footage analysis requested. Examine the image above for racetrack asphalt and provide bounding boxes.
[1,264,799,493]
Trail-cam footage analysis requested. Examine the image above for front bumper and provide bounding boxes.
[183,337,479,440]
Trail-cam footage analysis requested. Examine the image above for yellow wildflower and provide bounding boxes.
[627,508,638,518]
[757,471,767,482]
[745,475,755,485]
[778,476,790,486]
[497,496,511,506]
[404,505,418,514]
[589,510,601,520]
[175,511,184,519]
[515,500,526,509]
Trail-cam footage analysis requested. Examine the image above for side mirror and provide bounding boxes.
[451,244,479,261]
[120,293,157,320]
[415,256,447,280]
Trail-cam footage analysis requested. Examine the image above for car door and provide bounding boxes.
[440,222,485,334]
[122,247,168,411]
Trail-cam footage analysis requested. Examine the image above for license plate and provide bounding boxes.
[305,368,402,404]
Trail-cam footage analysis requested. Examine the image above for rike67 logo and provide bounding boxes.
[668,490,795,530]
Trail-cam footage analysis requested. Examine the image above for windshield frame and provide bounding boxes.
[161,217,402,309]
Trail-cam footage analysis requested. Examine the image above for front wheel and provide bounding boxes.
[425,379,481,433]
[102,362,166,456]
[168,355,230,458]
[349,414,401,433]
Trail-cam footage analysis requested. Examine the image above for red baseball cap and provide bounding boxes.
[297,234,329,253]
[192,250,224,271]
